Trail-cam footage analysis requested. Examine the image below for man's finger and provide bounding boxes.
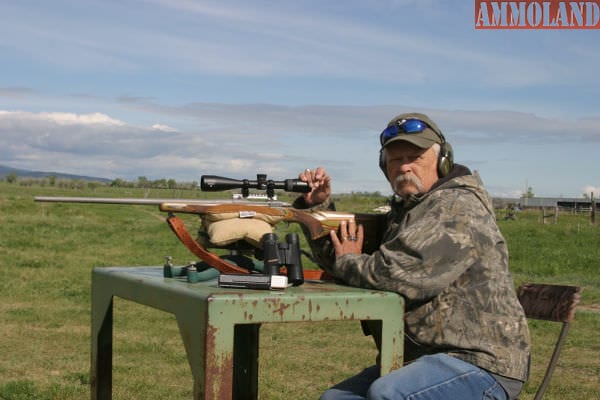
[330,230,341,247]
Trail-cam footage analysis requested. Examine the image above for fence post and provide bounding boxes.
[554,206,558,224]
[542,207,546,224]
[592,192,596,225]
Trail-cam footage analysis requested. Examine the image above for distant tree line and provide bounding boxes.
[5,174,104,190]
[3,173,199,190]
[109,176,199,190]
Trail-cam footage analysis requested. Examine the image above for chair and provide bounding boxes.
[517,283,582,400]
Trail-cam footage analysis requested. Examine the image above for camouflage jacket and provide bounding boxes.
[298,165,531,382]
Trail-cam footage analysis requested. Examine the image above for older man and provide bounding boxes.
[296,112,530,400]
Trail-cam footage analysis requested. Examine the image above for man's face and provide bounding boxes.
[384,141,439,199]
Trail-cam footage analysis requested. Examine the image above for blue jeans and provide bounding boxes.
[320,354,507,400]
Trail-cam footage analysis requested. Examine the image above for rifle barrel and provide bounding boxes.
[33,196,290,207]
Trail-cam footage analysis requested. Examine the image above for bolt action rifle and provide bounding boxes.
[35,174,386,279]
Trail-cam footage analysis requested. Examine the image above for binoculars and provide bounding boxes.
[261,232,304,286]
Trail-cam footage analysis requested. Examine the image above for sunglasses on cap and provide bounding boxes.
[379,118,434,146]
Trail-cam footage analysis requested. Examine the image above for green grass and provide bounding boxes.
[498,210,600,305]
[1,182,599,399]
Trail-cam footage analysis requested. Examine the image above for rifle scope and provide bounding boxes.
[201,174,310,198]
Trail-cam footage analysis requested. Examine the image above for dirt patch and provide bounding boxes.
[578,304,600,313]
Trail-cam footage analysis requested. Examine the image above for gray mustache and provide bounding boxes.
[393,174,425,193]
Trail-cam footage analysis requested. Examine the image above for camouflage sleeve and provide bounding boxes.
[331,189,491,301]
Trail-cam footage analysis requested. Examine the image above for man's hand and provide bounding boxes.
[299,167,331,206]
[330,220,364,257]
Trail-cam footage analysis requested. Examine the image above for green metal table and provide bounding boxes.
[91,266,404,400]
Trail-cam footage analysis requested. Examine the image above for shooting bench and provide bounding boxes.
[91,266,405,400]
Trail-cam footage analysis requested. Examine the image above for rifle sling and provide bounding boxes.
[166,214,250,274]
[166,213,328,281]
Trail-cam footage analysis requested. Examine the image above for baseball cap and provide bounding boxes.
[380,112,445,149]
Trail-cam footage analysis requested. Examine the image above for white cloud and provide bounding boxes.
[151,123,177,132]
[39,111,125,126]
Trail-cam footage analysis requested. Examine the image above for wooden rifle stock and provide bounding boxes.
[159,203,386,254]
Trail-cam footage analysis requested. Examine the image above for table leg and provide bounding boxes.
[176,316,260,400]
[378,317,404,375]
[175,309,208,400]
[91,284,114,400]
[233,324,260,400]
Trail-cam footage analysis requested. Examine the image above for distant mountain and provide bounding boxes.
[0,164,111,183]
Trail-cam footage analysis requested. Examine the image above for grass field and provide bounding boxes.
[1,181,599,399]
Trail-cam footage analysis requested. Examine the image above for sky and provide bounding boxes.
[1,0,599,198]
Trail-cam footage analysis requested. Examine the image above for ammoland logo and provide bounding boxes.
[475,0,600,29]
